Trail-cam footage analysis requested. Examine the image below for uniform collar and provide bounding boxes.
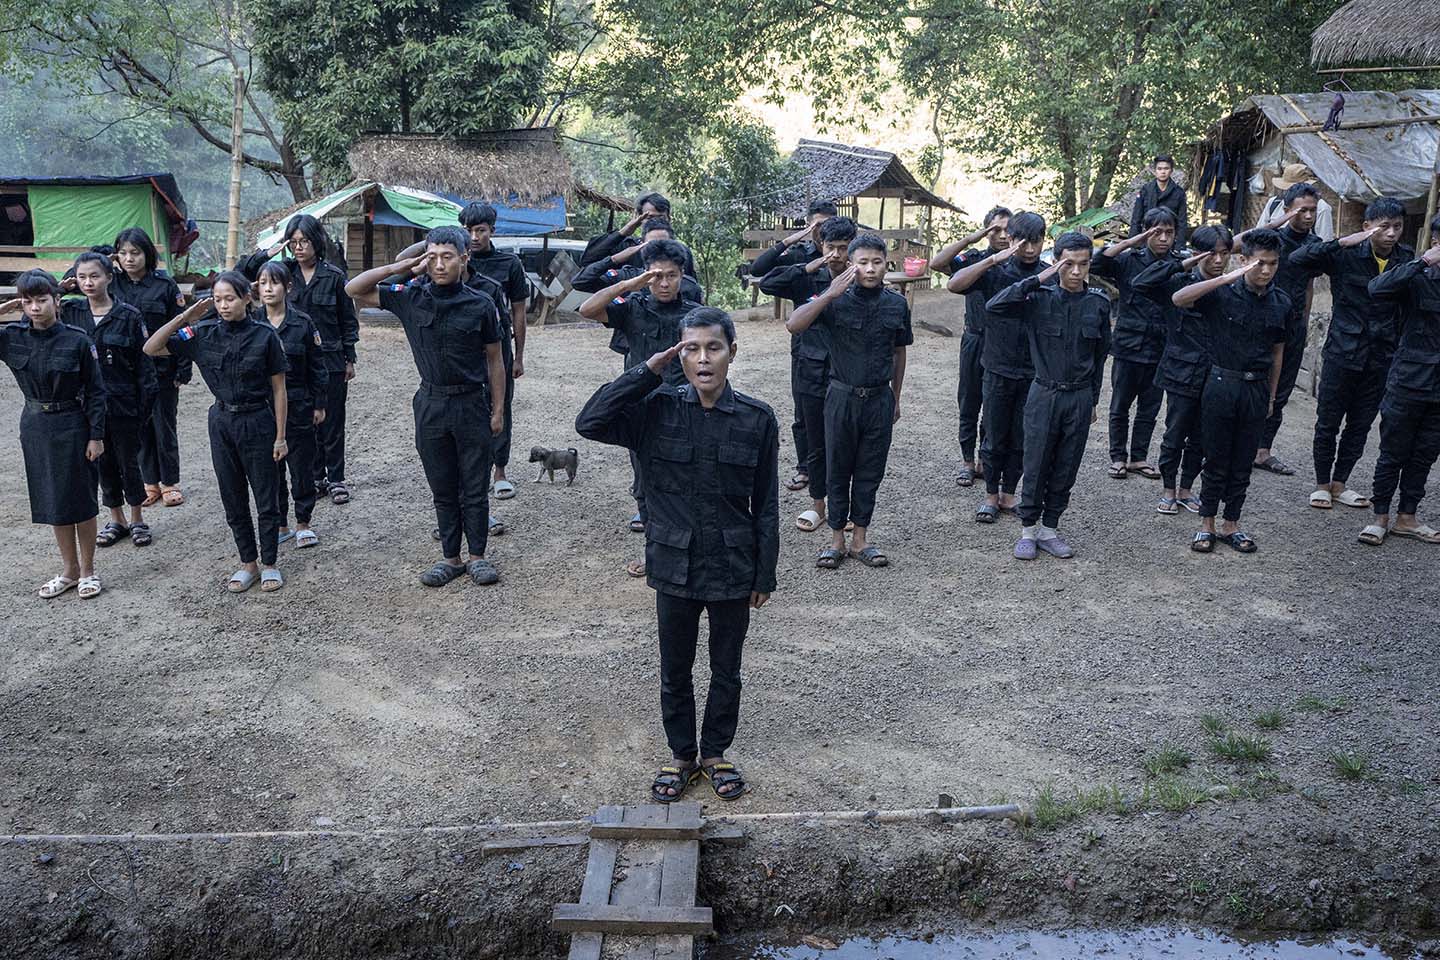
[679,379,737,413]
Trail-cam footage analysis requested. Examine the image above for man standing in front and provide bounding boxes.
[576,307,779,804]
[1131,154,1189,242]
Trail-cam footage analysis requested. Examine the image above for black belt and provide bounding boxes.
[1210,366,1265,382]
[419,381,486,396]
[1034,377,1088,392]
[829,380,890,398]
[24,398,82,413]
[216,400,267,413]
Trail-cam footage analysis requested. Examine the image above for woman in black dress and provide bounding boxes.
[1,270,108,598]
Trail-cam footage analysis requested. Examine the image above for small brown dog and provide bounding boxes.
[529,445,578,485]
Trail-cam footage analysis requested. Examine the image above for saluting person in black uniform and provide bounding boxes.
[144,272,290,592]
[580,192,697,278]
[63,252,158,548]
[345,227,506,588]
[1360,217,1440,547]
[112,227,190,509]
[580,239,704,575]
[787,233,913,570]
[1171,229,1290,555]
[576,307,778,804]
[1,271,108,599]
[986,232,1112,561]
[1132,224,1235,515]
[238,214,359,505]
[756,215,857,533]
[946,211,1047,523]
[253,261,328,549]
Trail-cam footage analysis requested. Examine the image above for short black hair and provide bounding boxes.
[426,226,470,256]
[1189,224,1233,253]
[459,202,498,228]
[1154,154,1175,167]
[1282,183,1320,208]
[113,227,159,274]
[1364,196,1405,222]
[1240,227,1283,256]
[641,218,675,238]
[847,233,887,257]
[283,214,329,261]
[211,269,252,299]
[89,244,115,257]
[641,238,689,270]
[1053,231,1093,258]
[818,217,858,244]
[72,251,113,278]
[807,199,839,218]
[257,260,293,287]
[15,268,60,299]
[636,192,671,215]
[983,206,1012,226]
[1143,207,1177,229]
[680,305,736,344]
[1007,211,1047,243]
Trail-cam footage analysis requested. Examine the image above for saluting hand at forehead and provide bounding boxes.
[644,340,683,374]
[825,264,857,297]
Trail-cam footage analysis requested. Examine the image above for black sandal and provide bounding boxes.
[1223,531,1257,553]
[131,522,153,547]
[330,482,351,505]
[96,522,130,547]
[419,561,466,587]
[975,503,999,524]
[849,545,889,567]
[785,472,809,491]
[466,558,500,585]
[816,548,845,569]
[1191,531,1216,553]
[955,466,975,487]
[702,761,747,800]
[651,762,700,803]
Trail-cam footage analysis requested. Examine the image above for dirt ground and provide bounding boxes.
[2,286,1438,957]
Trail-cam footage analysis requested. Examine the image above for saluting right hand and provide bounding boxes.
[59,277,79,293]
[0,298,22,316]
[782,226,813,247]
[991,244,1018,265]
[1181,250,1209,269]
[403,253,431,276]
[1338,225,1379,249]
[267,238,292,258]
[1421,245,1440,268]
[645,341,683,374]
[804,256,827,274]
[1226,261,1259,281]
[824,265,857,298]
[629,268,660,291]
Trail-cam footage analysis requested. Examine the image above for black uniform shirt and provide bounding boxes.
[1289,238,1415,371]
[468,247,529,312]
[1274,226,1322,320]
[1370,258,1440,400]
[813,284,913,388]
[1190,279,1291,374]
[1130,180,1189,241]
[0,321,107,439]
[379,280,501,390]
[168,316,287,406]
[1131,260,1211,397]
[602,291,704,387]
[1091,246,1180,364]
[113,270,192,386]
[257,306,329,415]
[757,262,831,367]
[951,247,999,337]
[236,253,359,369]
[576,364,779,602]
[574,258,707,303]
[986,277,1113,406]
[748,239,816,278]
[581,230,699,277]
[61,298,157,420]
[974,258,1044,380]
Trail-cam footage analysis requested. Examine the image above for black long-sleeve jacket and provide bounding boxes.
[1370,258,1440,401]
[1289,238,1415,371]
[986,277,1112,406]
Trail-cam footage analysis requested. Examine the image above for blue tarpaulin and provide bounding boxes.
[435,192,567,235]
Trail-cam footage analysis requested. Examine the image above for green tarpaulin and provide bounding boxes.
[376,186,462,230]
[28,183,161,250]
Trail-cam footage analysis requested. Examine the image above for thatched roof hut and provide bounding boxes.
[1311,0,1440,67]
[770,139,961,218]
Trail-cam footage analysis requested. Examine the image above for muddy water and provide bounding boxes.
[706,928,1420,959]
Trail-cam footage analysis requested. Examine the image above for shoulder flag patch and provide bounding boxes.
[175,293,186,307]
[177,325,196,341]
[604,269,619,278]
[611,296,628,305]
[384,283,407,292]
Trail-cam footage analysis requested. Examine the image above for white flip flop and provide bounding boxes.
[1357,524,1387,546]
[493,480,516,500]
[295,529,319,549]
[1389,523,1440,544]
[227,569,257,593]
[1309,489,1333,509]
[1336,489,1372,508]
[795,509,824,532]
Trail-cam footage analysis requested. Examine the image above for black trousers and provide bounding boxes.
[1371,393,1440,516]
[796,390,827,501]
[1313,361,1385,486]
[208,406,281,565]
[1260,313,1307,449]
[824,385,894,531]
[315,374,348,485]
[1199,373,1267,522]
[277,415,318,526]
[493,337,515,470]
[1158,390,1204,491]
[1019,384,1091,528]
[1108,358,1163,463]
[414,388,493,559]
[956,332,984,463]
[791,358,810,474]
[630,449,646,521]
[980,372,1028,495]
[139,384,181,487]
[98,415,146,508]
[656,591,750,761]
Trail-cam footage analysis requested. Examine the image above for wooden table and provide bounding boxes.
[884,271,931,310]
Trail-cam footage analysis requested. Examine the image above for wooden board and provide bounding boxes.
[551,904,713,935]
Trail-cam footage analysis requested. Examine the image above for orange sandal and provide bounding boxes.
[142,484,162,507]
[162,486,185,507]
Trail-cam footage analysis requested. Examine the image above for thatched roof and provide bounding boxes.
[346,128,631,211]
[1311,0,1440,67]
[768,139,962,217]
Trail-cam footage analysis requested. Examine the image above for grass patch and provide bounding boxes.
[1209,732,1273,762]
[1199,714,1227,736]
[1399,779,1425,797]
[1147,776,1210,812]
[1142,745,1192,778]
[1295,693,1348,713]
[1031,783,1127,829]
[1253,709,1286,730]
[1329,749,1371,781]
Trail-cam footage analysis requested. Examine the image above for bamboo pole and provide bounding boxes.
[1421,166,1438,250]
[226,67,245,265]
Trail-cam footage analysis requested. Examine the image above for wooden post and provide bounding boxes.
[225,66,244,265]
[877,196,886,230]
[1420,164,1438,250]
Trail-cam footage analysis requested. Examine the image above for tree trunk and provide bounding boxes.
[278,136,310,202]
[399,75,412,133]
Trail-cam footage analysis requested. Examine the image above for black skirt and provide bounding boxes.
[20,407,99,525]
